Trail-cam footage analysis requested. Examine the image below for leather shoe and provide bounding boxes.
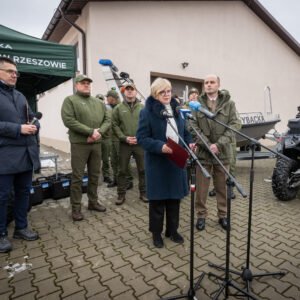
[139,192,148,203]
[13,228,39,241]
[219,218,228,230]
[88,202,106,212]
[0,236,12,253]
[72,210,84,221]
[165,231,184,244]
[126,182,133,190]
[196,218,206,231]
[107,179,117,188]
[103,177,112,184]
[115,194,126,205]
[209,188,216,197]
[152,233,164,248]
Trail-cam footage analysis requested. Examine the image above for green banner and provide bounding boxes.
[0,24,76,77]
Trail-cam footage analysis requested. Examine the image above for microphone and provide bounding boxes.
[176,107,196,121]
[99,59,118,72]
[30,112,43,125]
[189,101,215,119]
[160,110,173,118]
[98,59,113,66]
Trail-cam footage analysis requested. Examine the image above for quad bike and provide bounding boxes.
[272,108,300,201]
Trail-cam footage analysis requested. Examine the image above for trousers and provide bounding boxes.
[149,199,180,234]
[101,138,112,178]
[111,140,132,183]
[117,143,145,195]
[195,164,228,219]
[0,170,32,235]
[70,143,101,211]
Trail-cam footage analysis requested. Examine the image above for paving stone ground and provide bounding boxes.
[0,145,299,300]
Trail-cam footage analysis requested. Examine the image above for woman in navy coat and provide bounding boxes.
[137,78,192,248]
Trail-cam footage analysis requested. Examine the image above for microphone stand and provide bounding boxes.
[161,116,210,300]
[192,113,287,299]
[187,120,260,300]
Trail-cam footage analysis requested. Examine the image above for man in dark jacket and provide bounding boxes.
[191,74,241,231]
[0,57,39,253]
[61,75,111,221]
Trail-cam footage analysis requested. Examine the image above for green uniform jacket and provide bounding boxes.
[102,101,120,141]
[191,89,241,164]
[112,100,144,142]
[61,92,111,144]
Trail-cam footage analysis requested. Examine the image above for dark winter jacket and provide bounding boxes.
[137,96,192,200]
[190,89,241,164]
[0,81,40,174]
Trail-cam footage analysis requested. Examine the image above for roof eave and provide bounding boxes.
[42,0,300,56]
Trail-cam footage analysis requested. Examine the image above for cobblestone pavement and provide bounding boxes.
[0,145,299,300]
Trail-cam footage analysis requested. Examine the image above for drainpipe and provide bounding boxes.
[58,7,87,74]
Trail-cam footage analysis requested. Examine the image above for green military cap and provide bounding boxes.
[75,74,93,83]
[106,90,119,99]
[188,88,199,97]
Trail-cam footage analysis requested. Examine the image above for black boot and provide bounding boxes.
[103,177,112,184]
[0,235,12,253]
[152,233,164,248]
[165,231,184,244]
[107,179,117,188]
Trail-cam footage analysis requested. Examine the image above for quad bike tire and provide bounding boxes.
[272,158,299,201]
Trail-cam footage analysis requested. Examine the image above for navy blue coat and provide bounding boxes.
[0,81,40,175]
[137,96,192,200]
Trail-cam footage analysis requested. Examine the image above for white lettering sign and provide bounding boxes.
[0,43,13,49]
[240,113,265,125]
[12,55,67,69]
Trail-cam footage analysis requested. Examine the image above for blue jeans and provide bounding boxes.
[0,171,32,235]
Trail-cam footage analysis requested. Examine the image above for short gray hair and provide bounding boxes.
[150,77,172,98]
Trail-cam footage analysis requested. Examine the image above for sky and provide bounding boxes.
[0,0,299,43]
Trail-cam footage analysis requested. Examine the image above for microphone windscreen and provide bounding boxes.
[35,112,43,120]
[189,101,200,111]
[99,59,113,66]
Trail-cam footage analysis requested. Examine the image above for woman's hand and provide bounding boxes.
[162,144,173,154]
[189,143,196,151]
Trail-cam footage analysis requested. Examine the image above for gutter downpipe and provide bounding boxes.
[58,7,87,74]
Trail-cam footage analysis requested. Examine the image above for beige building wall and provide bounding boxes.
[38,10,89,152]
[39,1,300,152]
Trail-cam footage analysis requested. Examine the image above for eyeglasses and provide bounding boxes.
[0,68,20,77]
[158,89,172,96]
